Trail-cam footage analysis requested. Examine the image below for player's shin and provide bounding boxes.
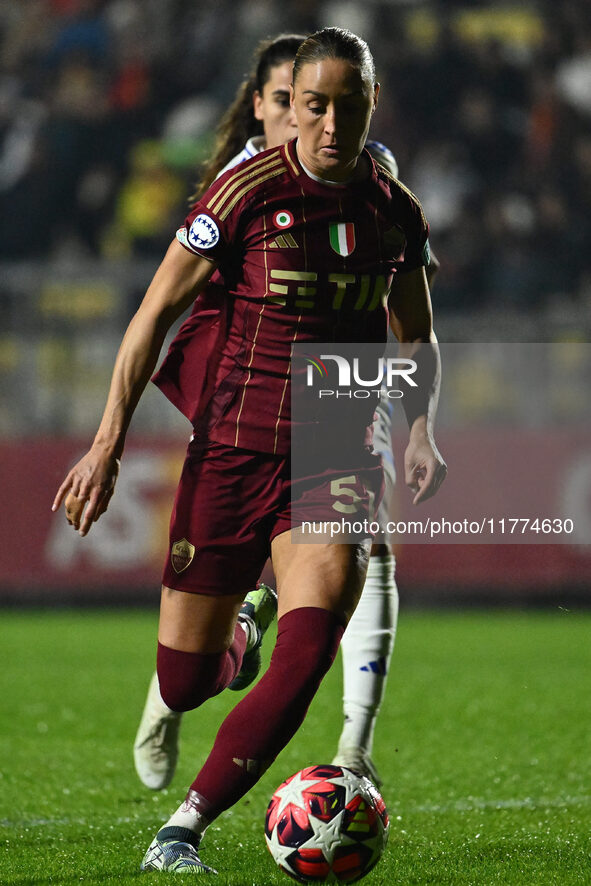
[168,607,345,831]
[333,552,398,782]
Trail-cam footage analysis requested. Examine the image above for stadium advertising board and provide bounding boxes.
[0,429,590,602]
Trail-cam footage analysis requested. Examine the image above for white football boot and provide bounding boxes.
[134,671,182,790]
[141,826,217,874]
[332,747,382,787]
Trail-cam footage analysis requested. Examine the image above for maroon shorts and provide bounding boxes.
[162,439,383,596]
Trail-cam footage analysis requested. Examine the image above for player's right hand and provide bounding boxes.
[404,433,447,505]
[52,448,120,536]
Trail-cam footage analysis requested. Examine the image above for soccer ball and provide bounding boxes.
[265,764,389,883]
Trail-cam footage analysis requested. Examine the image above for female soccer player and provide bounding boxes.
[53,27,446,873]
[132,32,422,794]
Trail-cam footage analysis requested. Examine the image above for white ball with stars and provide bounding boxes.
[265,764,389,883]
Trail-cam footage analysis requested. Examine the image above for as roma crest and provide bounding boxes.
[171,538,195,574]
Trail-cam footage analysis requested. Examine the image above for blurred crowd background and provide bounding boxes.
[1,0,591,436]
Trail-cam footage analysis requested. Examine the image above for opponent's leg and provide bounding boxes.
[133,671,183,791]
[332,545,398,785]
[332,396,399,786]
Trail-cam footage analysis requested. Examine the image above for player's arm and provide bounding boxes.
[52,239,219,535]
[388,266,447,504]
[425,250,439,289]
[367,141,440,289]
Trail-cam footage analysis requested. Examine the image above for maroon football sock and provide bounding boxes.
[157,627,247,712]
[184,607,345,820]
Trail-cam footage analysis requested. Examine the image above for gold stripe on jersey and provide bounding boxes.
[207,151,283,213]
[233,302,266,448]
[299,183,308,277]
[374,161,398,184]
[273,375,290,455]
[207,153,284,217]
[218,167,285,221]
[262,198,269,300]
[273,313,302,454]
[234,206,270,443]
[283,143,301,177]
[264,208,285,304]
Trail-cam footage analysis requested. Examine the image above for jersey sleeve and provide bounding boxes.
[395,184,430,274]
[175,168,243,263]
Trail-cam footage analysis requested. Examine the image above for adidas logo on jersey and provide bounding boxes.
[269,233,298,249]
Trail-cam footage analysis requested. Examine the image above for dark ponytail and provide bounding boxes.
[192,33,305,201]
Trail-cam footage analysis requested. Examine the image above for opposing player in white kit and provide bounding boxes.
[133,32,437,792]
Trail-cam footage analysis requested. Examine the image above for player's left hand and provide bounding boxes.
[52,447,120,535]
[63,487,115,531]
[404,433,447,505]
[64,491,85,528]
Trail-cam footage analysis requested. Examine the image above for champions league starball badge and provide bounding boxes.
[188,214,220,249]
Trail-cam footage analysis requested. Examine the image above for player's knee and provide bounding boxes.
[157,642,228,712]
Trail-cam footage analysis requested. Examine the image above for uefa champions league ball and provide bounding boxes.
[265,764,390,883]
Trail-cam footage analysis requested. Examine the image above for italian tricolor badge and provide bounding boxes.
[329,222,356,256]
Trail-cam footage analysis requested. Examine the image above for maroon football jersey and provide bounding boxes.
[157,138,429,454]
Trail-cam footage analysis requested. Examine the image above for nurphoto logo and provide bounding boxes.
[304,353,417,399]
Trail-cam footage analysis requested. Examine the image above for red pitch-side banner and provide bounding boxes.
[390,428,591,595]
[0,433,590,601]
[0,437,187,601]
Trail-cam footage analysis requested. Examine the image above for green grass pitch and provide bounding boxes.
[0,608,589,885]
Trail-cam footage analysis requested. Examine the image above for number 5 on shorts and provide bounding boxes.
[330,475,362,514]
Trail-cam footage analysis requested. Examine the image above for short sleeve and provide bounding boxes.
[396,184,430,273]
[176,167,245,263]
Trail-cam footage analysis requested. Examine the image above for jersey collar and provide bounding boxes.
[282,138,376,194]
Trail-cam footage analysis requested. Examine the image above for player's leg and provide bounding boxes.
[134,587,246,791]
[134,440,278,792]
[140,443,285,870]
[332,542,398,784]
[332,402,399,785]
[140,584,281,873]
[134,581,277,789]
[144,536,369,871]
